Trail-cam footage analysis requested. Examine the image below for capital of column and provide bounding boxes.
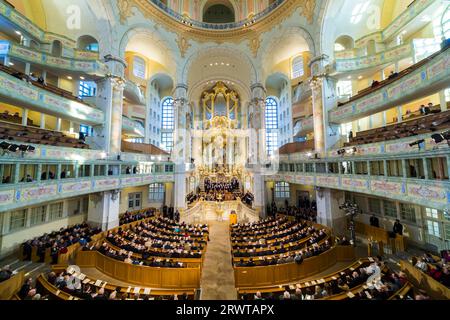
[250,83,266,100]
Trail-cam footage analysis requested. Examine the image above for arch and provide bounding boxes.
[51,40,62,57]
[265,72,290,92]
[201,0,238,21]
[334,35,355,51]
[77,35,99,51]
[148,73,175,93]
[202,1,236,23]
[180,44,260,86]
[118,25,178,78]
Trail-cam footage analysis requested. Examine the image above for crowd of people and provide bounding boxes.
[267,199,317,222]
[119,208,156,225]
[21,223,102,264]
[413,251,450,288]
[16,269,192,300]
[241,258,427,300]
[231,217,330,266]
[94,216,209,266]
[0,265,15,283]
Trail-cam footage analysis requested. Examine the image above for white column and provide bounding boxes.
[25,63,31,75]
[40,113,45,129]
[252,173,265,218]
[87,191,120,230]
[22,108,28,126]
[439,90,447,111]
[316,188,347,235]
[382,111,387,126]
[397,106,403,123]
[56,118,62,131]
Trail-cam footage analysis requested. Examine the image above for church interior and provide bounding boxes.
[0,0,449,302]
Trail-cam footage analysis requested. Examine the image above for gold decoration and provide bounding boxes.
[117,0,135,25]
[131,0,314,44]
[249,37,261,58]
[176,34,191,58]
[201,81,239,129]
[300,0,316,24]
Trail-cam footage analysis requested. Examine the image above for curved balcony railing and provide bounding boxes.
[124,80,146,105]
[122,116,145,137]
[149,0,285,30]
[0,41,108,76]
[329,46,449,123]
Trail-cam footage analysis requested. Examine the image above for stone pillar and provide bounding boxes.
[172,84,189,211]
[22,108,28,126]
[311,80,325,153]
[94,76,125,156]
[40,113,45,129]
[439,90,447,111]
[56,118,62,131]
[252,172,265,218]
[316,188,347,235]
[87,191,120,230]
[248,83,266,165]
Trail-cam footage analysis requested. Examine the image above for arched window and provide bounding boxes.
[265,97,279,156]
[275,182,290,199]
[161,97,174,152]
[291,55,304,79]
[133,56,146,79]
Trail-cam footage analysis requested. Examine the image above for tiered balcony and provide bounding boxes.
[329,46,450,123]
[0,40,108,76]
[150,0,285,30]
[266,141,450,210]
[0,143,175,211]
[124,80,146,105]
[122,116,145,138]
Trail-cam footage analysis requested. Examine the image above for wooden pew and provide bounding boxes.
[234,245,355,288]
[0,271,25,300]
[75,250,201,289]
[355,221,405,252]
[400,260,450,300]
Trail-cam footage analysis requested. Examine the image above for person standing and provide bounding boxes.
[393,219,403,236]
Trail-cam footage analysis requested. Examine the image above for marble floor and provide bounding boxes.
[200,221,237,300]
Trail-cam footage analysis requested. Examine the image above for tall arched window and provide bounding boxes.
[133,56,146,79]
[265,97,279,156]
[161,97,174,152]
[291,55,304,79]
[275,182,290,199]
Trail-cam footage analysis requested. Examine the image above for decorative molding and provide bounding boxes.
[248,36,261,58]
[117,0,135,25]
[131,0,315,44]
[299,0,316,24]
[176,34,191,58]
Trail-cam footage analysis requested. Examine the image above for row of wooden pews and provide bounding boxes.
[345,109,450,147]
[0,120,90,149]
[238,257,414,300]
[0,63,89,105]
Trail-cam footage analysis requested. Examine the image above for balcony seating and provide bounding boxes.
[338,47,448,107]
[0,111,33,126]
[121,140,169,156]
[0,63,87,106]
[279,140,315,154]
[0,121,90,149]
[345,110,450,147]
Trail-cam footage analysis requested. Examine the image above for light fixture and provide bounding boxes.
[8,62,14,66]
[67,76,72,80]
[80,76,85,80]
[347,76,352,79]
[226,63,230,66]
[15,30,21,35]
[402,30,407,35]
[358,76,363,80]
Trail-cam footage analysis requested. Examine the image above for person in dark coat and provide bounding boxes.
[370,214,380,228]
[393,219,403,235]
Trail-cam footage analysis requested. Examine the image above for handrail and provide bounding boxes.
[149,0,285,30]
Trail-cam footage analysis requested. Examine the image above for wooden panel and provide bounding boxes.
[0,271,24,300]
[75,251,200,289]
[234,246,355,288]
